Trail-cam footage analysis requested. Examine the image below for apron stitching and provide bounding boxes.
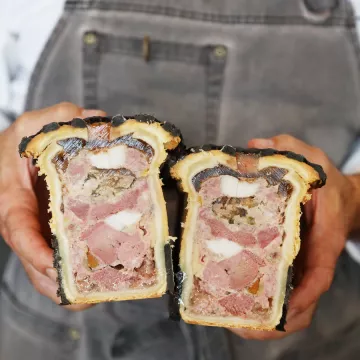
[65,0,350,26]
[26,2,358,115]
[83,31,101,108]
[101,35,208,64]
[82,31,226,143]
[205,46,227,143]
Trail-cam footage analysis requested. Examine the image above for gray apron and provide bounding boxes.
[1,1,360,359]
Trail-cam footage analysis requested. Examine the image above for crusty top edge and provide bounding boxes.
[19,114,182,156]
[171,144,327,188]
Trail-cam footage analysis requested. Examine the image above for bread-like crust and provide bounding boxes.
[20,115,181,157]
[171,146,325,190]
[20,115,182,305]
[170,146,326,331]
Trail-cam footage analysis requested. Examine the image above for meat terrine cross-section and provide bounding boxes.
[19,115,182,304]
[170,145,326,330]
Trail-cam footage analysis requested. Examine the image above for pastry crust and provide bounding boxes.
[170,145,326,330]
[20,115,181,305]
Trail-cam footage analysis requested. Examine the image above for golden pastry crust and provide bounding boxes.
[170,146,325,330]
[20,115,181,305]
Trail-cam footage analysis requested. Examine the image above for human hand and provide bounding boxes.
[232,134,359,340]
[0,103,106,311]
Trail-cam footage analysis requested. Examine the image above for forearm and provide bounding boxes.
[347,174,360,235]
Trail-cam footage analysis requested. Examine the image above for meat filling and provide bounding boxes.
[189,169,292,321]
[54,142,157,294]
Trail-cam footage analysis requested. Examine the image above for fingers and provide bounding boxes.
[22,259,59,303]
[1,104,107,274]
[4,104,105,186]
[231,327,285,341]
[288,266,333,316]
[22,258,93,312]
[248,134,312,153]
[289,202,340,315]
[244,133,334,340]
[81,109,107,118]
[64,302,94,312]
[231,303,316,340]
[289,225,336,314]
[287,302,316,330]
[1,188,53,274]
[248,134,326,166]
[0,103,106,309]
[14,103,106,138]
[14,102,83,137]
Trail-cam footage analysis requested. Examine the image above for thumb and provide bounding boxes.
[14,104,106,186]
[248,134,317,162]
[15,102,107,138]
[15,102,83,137]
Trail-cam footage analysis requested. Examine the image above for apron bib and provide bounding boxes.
[26,0,360,165]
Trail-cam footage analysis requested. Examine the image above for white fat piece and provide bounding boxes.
[105,210,142,231]
[220,175,259,198]
[89,145,127,169]
[206,238,243,259]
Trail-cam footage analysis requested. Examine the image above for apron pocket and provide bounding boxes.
[82,31,227,145]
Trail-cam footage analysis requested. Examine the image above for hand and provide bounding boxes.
[231,134,359,340]
[0,103,106,311]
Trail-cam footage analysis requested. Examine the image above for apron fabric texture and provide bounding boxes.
[1,0,360,359]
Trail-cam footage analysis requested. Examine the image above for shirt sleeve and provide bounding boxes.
[342,138,360,264]
[0,29,13,131]
[0,0,66,132]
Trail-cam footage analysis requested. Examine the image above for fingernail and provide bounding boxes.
[81,109,105,117]
[46,268,58,283]
[250,138,274,148]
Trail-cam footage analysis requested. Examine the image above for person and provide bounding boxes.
[1,0,360,359]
